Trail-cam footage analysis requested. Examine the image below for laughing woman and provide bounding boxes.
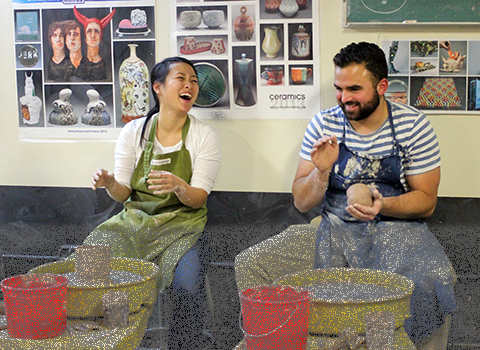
[86,56,221,349]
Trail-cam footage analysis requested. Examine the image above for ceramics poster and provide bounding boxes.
[13,0,155,141]
[382,40,480,113]
[172,0,321,120]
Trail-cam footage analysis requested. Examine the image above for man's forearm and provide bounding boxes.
[293,167,330,213]
[380,190,437,219]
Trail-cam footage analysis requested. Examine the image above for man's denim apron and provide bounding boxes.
[314,103,456,344]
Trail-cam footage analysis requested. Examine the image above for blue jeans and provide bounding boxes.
[168,237,206,350]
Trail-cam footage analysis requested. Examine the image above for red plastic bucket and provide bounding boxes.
[1,273,69,339]
[240,286,310,350]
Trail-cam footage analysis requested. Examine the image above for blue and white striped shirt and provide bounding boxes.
[300,101,441,190]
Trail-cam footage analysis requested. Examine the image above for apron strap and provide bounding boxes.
[143,115,158,178]
[143,115,191,178]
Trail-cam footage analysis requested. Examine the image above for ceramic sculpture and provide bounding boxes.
[116,9,151,37]
[81,89,111,125]
[19,72,42,125]
[49,88,78,125]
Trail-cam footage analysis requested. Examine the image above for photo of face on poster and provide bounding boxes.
[42,7,115,83]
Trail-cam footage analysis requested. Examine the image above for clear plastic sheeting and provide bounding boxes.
[0,187,320,279]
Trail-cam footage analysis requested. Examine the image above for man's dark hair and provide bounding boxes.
[63,20,81,36]
[333,42,388,85]
[47,21,64,46]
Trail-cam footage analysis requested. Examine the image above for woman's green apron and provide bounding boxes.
[84,115,207,293]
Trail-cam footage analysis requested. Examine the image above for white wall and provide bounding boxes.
[1,1,479,197]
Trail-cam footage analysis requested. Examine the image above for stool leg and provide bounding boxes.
[157,288,172,350]
[0,251,5,281]
[202,272,216,349]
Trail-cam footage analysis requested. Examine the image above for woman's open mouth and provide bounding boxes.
[180,93,192,101]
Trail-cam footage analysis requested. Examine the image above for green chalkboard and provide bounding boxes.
[344,0,480,26]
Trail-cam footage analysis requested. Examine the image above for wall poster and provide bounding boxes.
[171,0,320,120]
[382,40,480,113]
[13,0,156,142]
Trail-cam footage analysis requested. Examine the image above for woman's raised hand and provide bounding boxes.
[91,168,114,190]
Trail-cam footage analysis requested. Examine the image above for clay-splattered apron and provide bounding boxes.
[314,103,456,344]
[84,115,207,293]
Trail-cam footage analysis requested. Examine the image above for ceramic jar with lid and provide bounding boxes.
[234,6,254,41]
[291,25,310,58]
[235,53,256,107]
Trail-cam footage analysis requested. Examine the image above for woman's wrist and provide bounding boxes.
[105,177,117,192]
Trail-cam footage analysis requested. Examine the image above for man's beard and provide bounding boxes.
[339,90,380,122]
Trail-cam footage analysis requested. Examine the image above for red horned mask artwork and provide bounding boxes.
[73,6,115,41]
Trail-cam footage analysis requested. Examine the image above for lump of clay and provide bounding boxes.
[346,183,373,207]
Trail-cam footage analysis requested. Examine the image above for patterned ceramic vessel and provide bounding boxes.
[291,25,310,58]
[179,10,201,29]
[202,10,225,28]
[279,0,299,17]
[119,44,149,123]
[265,0,281,12]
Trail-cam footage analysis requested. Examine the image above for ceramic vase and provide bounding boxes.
[279,0,299,17]
[262,26,282,59]
[235,53,256,107]
[291,25,311,58]
[119,44,149,124]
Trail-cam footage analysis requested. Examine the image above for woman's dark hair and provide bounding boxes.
[140,56,197,146]
[333,42,388,86]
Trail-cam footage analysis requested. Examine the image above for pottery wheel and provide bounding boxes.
[62,270,144,287]
[308,281,402,303]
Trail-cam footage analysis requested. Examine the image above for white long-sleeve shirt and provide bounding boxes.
[114,114,221,194]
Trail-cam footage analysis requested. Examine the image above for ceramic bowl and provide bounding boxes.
[179,10,201,29]
[193,62,226,107]
[202,10,225,28]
